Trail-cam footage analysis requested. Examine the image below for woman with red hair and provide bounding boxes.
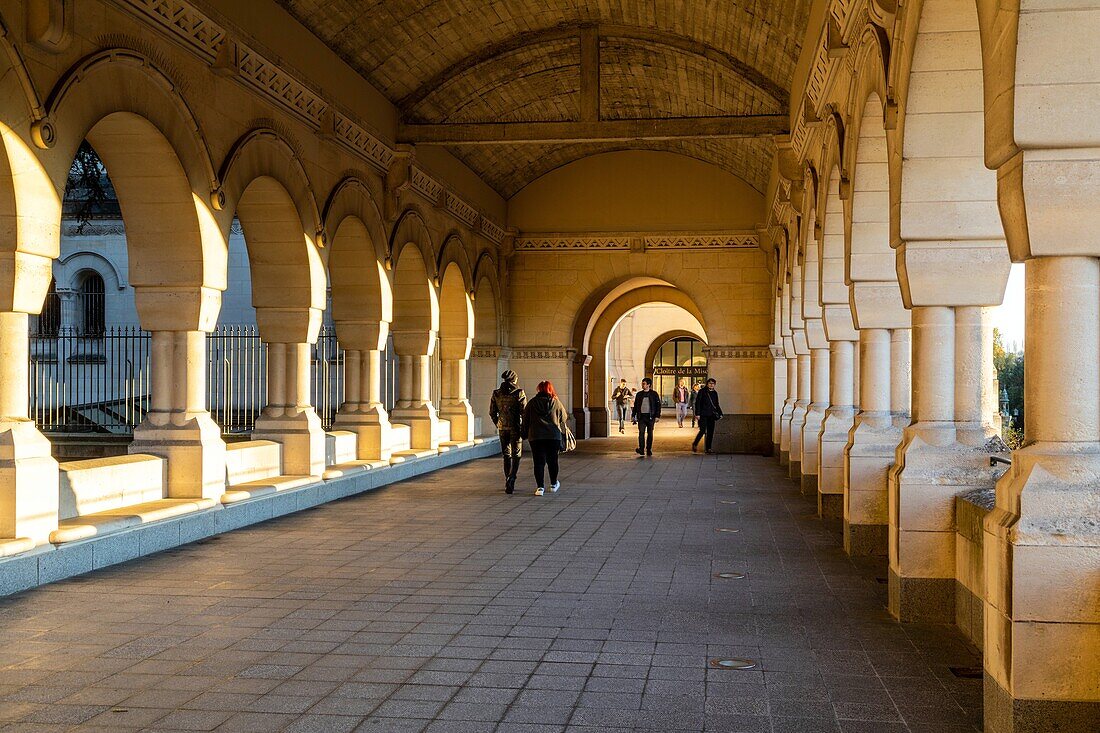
[523,380,570,496]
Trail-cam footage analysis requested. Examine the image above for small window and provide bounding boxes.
[77,271,105,337]
[33,279,61,338]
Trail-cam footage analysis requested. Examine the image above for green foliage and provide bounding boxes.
[993,328,1024,433]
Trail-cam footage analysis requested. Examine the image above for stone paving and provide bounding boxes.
[0,435,983,732]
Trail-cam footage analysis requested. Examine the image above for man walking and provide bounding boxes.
[692,378,723,454]
[611,378,633,434]
[631,378,662,456]
[674,379,690,428]
[689,382,700,428]
[490,370,526,493]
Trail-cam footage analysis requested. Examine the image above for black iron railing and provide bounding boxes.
[29,326,400,436]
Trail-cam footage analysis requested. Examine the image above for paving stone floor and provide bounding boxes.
[0,433,983,732]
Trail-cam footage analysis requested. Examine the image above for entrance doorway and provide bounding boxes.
[650,336,708,407]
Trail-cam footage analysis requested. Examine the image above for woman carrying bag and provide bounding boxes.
[524,380,573,496]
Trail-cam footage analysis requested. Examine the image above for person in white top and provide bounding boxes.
[631,378,662,456]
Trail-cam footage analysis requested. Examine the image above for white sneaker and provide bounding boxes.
[550,481,560,493]
[534,487,545,496]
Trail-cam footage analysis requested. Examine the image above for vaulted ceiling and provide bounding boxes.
[276,1,812,197]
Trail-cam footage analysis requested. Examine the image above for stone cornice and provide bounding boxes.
[111,0,506,241]
[703,345,775,360]
[470,346,508,359]
[515,231,760,251]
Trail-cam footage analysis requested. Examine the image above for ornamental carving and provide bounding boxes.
[644,232,758,250]
[114,0,503,236]
[409,166,444,204]
[514,237,632,251]
[470,347,505,359]
[480,218,506,244]
[703,346,774,360]
[445,192,480,228]
[510,348,574,360]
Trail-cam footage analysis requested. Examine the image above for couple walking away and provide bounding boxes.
[489,370,573,497]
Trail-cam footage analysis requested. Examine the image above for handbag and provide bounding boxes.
[561,426,577,452]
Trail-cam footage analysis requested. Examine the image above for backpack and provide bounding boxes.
[494,387,523,430]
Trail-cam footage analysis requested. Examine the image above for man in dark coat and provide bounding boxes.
[490,370,526,493]
[692,378,724,454]
[631,378,662,456]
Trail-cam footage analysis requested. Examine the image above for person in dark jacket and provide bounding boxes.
[631,378,662,456]
[490,370,526,493]
[523,380,570,496]
[610,379,633,434]
[692,378,723,454]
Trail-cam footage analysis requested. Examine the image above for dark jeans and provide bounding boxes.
[694,416,717,451]
[616,404,629,431]
[531,439,560,488]
[637,414,655,452]
[499,429,522,481]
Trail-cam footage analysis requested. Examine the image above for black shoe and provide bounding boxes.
[505,477,515,494]
[705,449,714,454]
[635,448,644,456]
[692,443,698,453]
[646,450,653,456]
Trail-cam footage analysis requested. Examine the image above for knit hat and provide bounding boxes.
[501,370,518,384]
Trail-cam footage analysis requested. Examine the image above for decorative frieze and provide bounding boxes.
[112,0,502,238]
[470,346,507,359]
[644,232,758,250]
[509,348,575,361]
[515,231,760,251]
[515,237,631,251]
[704,346,774,360]
[445,192,480,228]
[409,166,444,204]
[480,218,506,244]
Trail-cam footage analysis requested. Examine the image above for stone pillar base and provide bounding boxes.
[800,473,817,495]
[845,523,888,557]
[985,674,1100,733]
[390,404,440,451]
[888,434,1001,622]
[818,493,843,522]
[131,414,226,501]
[779,450,790,466]
[983,446,1100,729]
[773,441,780,458]
[253,410,326,476]
[844,419,900,556]
[439,401,475,442]
[333,405,393,461]
[713,414,772,454]
[887,571,954,623]
[588,407,609,438]
[0,420,59,545]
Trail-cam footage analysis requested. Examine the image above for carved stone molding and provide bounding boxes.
[470,346,508,359]
[704,345,774,360]
[112,0,503,238]
[515,231,760,251]
[509,348,575,360]
[409,166,444,205]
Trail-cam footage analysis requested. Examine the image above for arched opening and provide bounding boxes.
[470,273,502,436]
[390,236,441,450]
[438,260,474,441]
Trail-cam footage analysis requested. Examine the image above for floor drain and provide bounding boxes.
[714,572,746,580]
[719,500,738,505]
[949,666,983,679]
[710,658,758,670]
[875,577,889,584]
[715,527,740,533]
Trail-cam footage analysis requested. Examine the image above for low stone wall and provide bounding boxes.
[0,439,500,597]
[955,488,995,651]
[715,414,773,455]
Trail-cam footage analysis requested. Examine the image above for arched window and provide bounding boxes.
[77,271,106,337]
[33,279,61,338]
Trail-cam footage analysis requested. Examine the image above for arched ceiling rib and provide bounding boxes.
[275,0,812,195]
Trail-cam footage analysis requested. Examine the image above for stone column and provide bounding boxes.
[890,328,911,427]
[333,323,392,462]
[771,346,787,457]
[390,329,440,451]
[252,340,326,476]
[438,336,475,442]
[788,342,811,478]
[801,346,829,495]
[779,338,797,465]
[130,288,227,499]
[985,257,1100,729]
[0,310,59,545]
[886,307,960,620]
[819,338,855,520]
[954,307,997,445]
[844,328,896,556]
